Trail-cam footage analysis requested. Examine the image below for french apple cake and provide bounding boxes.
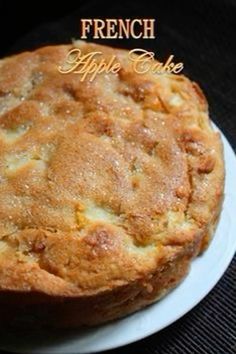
[0,41,224,328]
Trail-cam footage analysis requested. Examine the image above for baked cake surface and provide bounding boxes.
[0,41,224,327]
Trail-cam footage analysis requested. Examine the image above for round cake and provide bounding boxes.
[0,41,224,328]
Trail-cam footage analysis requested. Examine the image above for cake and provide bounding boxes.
[0,41,224,327]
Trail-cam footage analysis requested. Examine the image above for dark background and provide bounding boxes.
[0,0,235,353]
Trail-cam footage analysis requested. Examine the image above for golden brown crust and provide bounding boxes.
[0,41,224,327]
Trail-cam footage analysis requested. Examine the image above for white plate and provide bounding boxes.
[1,125,236,354]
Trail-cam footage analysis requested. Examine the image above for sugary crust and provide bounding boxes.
[0,41,224,327]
